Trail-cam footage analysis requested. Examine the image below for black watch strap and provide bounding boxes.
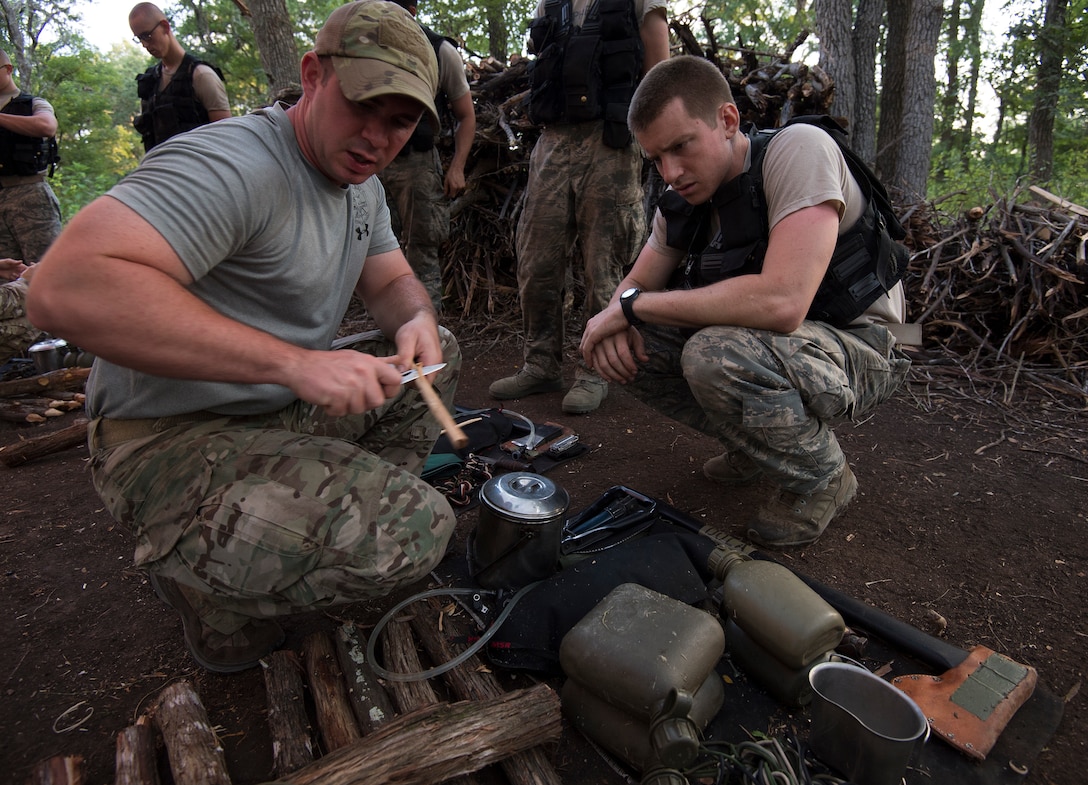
[620,288,643,327]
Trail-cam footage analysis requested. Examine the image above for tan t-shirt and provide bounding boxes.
[648,123,905,326]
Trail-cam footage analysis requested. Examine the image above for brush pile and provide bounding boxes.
[901,186,1088,406]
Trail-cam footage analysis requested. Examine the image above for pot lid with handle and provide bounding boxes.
[480,472,569,520]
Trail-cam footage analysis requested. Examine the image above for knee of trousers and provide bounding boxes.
[679,327,779,394]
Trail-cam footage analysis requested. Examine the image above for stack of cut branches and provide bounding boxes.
[439,38,837,324]
[903,186,1088,406]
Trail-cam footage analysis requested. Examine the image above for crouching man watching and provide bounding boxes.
[580,56,911,549]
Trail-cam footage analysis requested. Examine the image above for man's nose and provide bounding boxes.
[657,156,680,186]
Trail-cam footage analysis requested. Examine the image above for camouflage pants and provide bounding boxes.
[628,321,911,493]
[0,279,43,363]
[380,148,449,312]
[516,122,645,381]
[0,180,62,263]
[87,328,460,634]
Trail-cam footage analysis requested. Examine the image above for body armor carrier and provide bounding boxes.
[526,0,644,148]
[134,53,224,152]
[401,25,455,155]
[0,93,60,177]
[658,117,908,328]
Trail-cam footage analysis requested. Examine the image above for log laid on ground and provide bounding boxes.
[411,597,563,785]
[114,714,160,785]
[152,680,232,785]
[0,417,88,467]
[260,683,562,785]
[380,615,440,713]
[262,650,315,777]
[0,366,89,398]
[301,631,361,753]
[25,755,86,785]
[332,622,397,733]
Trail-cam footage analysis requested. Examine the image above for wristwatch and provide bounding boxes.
[619,287,644,327]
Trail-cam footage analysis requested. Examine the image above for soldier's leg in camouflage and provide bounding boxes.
[380,150,447,312]
[681,322,908,547]
[89,330,462,672]
[3,181,62,260]
[492,128,574,399]
[563,123,646,414]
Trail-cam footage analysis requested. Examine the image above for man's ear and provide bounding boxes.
[298,51,322,93]
[719,102,741,137]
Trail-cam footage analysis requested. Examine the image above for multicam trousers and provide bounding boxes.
[628,321,911,494]
[0,278,43,363]
[380,148,450,312]
[87,329,460,635]
[0,180,62,263]
[516,121,646,382]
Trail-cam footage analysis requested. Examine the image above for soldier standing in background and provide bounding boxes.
[0,49,61,264]
[381,0,476,312]
[129,2,231,152]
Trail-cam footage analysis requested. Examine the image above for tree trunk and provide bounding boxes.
[876,0,908,180]
[1028,0,1067,183]
[851,0,883,165]
[815,0,856,127]
[245,0,301,99]
[879,0,943,199]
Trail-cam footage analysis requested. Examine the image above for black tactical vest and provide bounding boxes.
[133,53,224,152]
[0,93,60,177]
[526,0,644,148]
[658,122,908,328]
[402,25,455,155]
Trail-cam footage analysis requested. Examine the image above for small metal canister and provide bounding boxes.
[469,472,569,590]
[28,338,69,373]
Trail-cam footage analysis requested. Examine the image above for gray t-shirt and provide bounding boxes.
[87,104,400,419]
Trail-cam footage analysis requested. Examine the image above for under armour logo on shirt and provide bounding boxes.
[356,225,368,240]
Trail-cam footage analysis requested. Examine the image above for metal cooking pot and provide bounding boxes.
[468,472,569,590]
[28,338,69,373]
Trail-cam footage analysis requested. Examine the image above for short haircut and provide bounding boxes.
[628,56,735,134]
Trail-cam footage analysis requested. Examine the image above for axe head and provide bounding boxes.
[893,645,1037,761]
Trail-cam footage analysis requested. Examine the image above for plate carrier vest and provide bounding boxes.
[134,53,225,152]
[658,115,908,328]
[526,0,644,148]
[0,93,60,177]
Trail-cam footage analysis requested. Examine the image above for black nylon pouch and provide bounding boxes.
[484,530,716,674]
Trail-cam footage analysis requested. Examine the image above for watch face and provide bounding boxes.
[622,287,638,300]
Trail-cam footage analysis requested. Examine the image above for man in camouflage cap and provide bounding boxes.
[29,1,458,673]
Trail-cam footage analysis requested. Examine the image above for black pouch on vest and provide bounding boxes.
[562,33,602,122]
[527,40,567,125]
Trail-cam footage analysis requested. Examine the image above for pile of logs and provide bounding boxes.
[24,597,563,785]
[0,367,90,467]
[902,185,1088,405]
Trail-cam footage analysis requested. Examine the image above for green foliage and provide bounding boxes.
[420,0,536,60]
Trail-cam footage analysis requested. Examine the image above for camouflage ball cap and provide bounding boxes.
[314,0,440,129]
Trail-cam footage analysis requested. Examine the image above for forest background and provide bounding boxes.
[0,0,1085,231]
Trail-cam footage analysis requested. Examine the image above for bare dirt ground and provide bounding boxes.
[1,322,1085,785]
